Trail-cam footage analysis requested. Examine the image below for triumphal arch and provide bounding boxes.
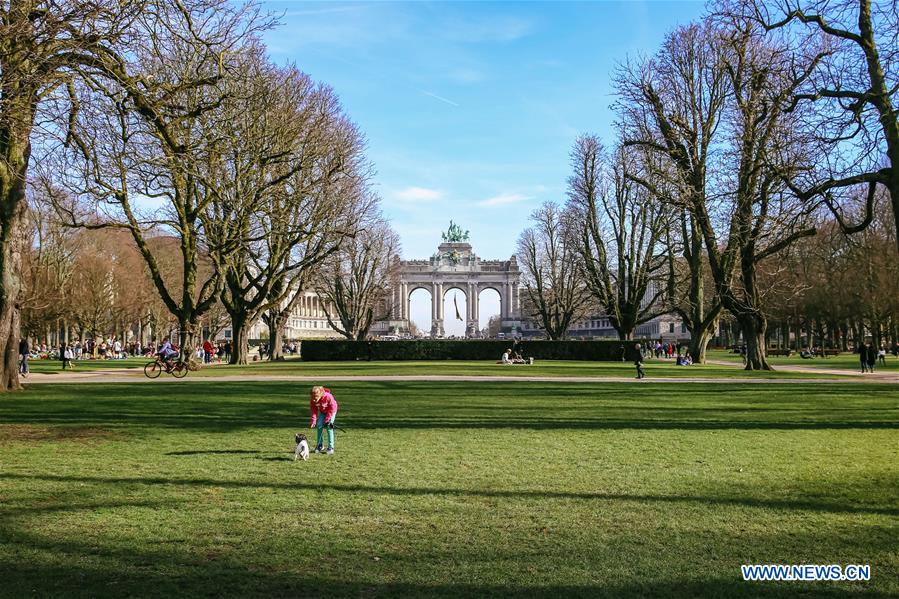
[390,222,521,337]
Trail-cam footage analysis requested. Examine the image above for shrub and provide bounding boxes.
[299,339,652,361]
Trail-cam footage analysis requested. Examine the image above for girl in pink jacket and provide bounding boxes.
[309,386,338,454]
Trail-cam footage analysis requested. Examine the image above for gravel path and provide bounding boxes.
[20,369,899,385]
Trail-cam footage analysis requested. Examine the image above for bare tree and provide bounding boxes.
[195,54,368,363]
[697,19,821,369]
[317,217,400,340]
[0,0,158,390]
[516,202,592,340]
[20,185,81,341]
[735,0,899,255]
[616,21,727,362]
[567,136,670,340]
[618,18,824,369]
[43,1,266,366]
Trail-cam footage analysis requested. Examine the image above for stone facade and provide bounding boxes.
[385,241,521,337]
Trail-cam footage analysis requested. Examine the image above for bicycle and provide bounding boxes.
[144,356,189,379]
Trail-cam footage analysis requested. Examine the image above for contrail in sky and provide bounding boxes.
[420,90,460,107]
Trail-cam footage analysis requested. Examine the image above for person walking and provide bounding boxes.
[18,337,29,376]
[62,345,75,370]
[865,342,878,373]
[633,343,646,379]
[202,339,215,364]
[878,345,887,366]
[858,342,868,373]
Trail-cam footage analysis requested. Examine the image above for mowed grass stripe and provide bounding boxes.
[1,380,896,598]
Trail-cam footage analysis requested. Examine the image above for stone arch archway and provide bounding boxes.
[385,228,521,338]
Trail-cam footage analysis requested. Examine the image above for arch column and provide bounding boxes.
[500,282,509,318]
[466,282,478,337]
[401,282,408,320]
[511,282,519,317]
[431,282,444,337]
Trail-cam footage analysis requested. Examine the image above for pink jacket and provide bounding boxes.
[310,389,338,427]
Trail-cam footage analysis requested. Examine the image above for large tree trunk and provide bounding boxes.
[737,313,771,371]
[266,310,286,361]
[0,185,27,392]
[688,322,715,364]
[228,312,249,365]
[0,97,33,392]
[177,317,202,368]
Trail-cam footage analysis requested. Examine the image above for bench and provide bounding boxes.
[768,348,793,357]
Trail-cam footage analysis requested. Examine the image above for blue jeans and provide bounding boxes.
[316,411,335,449]
[19,354,28,374]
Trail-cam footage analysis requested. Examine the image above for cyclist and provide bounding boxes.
[157,338,179,372]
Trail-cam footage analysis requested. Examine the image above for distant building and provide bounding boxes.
[216,291,341,342]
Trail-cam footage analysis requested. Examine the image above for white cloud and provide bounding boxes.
[477,192,532,207]
[448,67,486,84]
[393,186,444,202]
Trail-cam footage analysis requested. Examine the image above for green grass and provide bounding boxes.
[187,358,855,379]
[1,380,896,597]
[23,357,146,375]
[25,354,875,380]
[708,349,899,373]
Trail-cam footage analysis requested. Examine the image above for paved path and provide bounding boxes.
[704,359,878,378]
[21,369,899,385]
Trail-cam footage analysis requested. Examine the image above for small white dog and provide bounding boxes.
[294,433,310,461]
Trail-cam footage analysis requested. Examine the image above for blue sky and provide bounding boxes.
[262,1,706,334]
[262,1,706,261]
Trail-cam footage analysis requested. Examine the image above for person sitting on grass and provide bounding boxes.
[500,349,513,365]
[309,385,339,455]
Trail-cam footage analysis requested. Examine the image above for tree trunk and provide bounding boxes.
[737,313,772,371]
[0,300,22,392]
[266,310,286,361]
[177,318,201,367]
[269,319,285,361]
[0,198,26,392]
[228,313,249,365]
[617,328,635,341]
[688,325,714,364]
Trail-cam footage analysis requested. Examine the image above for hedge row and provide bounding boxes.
[300,339,649,361]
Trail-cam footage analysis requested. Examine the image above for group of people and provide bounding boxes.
[499,348,530,365]
[648,341,679,359]
[17,340,83,374]
[857,341,888,373]
[256,342,299,358]
[197,340,233,364]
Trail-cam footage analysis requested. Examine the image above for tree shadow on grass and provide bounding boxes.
[2,381,896,433]
[0,524,886,599]
[164,449,262,456]
[2,472,895,517]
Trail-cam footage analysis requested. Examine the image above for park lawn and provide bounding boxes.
[189,358,855,380]
[24,357,145,375]
[1,380,896,597]
[707,350,899,373]
[22,355,864,380]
